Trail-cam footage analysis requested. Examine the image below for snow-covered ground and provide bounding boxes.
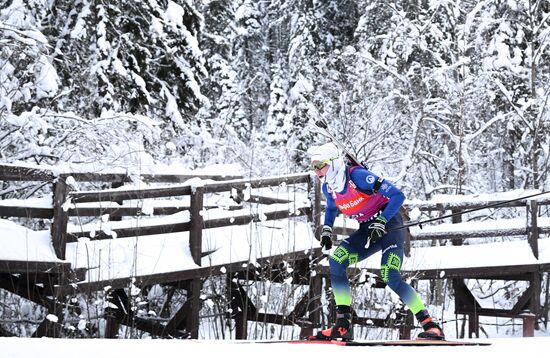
[1,336,549,358]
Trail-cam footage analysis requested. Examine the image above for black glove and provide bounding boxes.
[367,215,387,244]
[319,225,333,250]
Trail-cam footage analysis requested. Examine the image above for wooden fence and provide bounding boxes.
[0,164,319,338]
[1,163,549,339]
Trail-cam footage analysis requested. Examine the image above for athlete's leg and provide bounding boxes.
[329,223,373,306]
[315,224,370,340]
[379,235,426,315]
[379,214,444,339]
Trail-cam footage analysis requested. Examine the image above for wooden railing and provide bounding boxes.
[1,164,315,268]
[333,194,550,259]
[408,196,550,253]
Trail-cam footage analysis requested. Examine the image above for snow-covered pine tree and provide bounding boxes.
[44,0,207,152]
[467,0,550,190]
[195,0,251,168]
[0,1,57,116]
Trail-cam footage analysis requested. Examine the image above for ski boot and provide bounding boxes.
[313,305,353,341]
[417,316,445,340]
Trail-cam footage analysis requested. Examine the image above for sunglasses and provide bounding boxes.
[312,157,338,170]
[312,162,328,170]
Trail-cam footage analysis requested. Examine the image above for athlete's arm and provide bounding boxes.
[350,168,405,220]
[322,183,339,227]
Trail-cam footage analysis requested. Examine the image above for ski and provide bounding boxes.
[253,339,491,346]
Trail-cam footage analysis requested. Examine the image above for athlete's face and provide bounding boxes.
[312,161,330,178]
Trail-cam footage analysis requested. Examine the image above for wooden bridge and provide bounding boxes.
[0,163,549,339]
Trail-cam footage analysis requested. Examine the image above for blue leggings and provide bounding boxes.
[329,213,426,314]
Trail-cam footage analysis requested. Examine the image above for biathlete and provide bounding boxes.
[309,143,444,341]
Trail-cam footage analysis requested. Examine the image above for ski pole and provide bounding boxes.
[392,190,550,231]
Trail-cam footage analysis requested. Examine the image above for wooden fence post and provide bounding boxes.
[104,288,128,338]
[520,313,536,337]
[398,311,413,340]
[52,175,69,260]
[468,313,479,338]
[186,278,202,339]
[305,175,324,339]
[190,186,204,264]
[451,209,462,246]
[529,271,541,331]
[187,186,204,339]
[300,274,323,339]
[227,276,249,339]
[527,200,539,259]
[308,174,322,232]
